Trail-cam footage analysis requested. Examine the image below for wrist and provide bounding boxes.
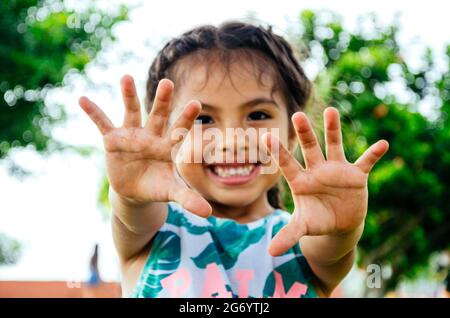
[333,221,365,239]
[327,222,364,262]
[108,186,152,209]
[109,186,168,236]
[301,222,364,266]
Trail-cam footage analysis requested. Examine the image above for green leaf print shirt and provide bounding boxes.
[130,202,318,298]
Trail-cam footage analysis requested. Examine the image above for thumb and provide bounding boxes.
[268,221,305,257]
[169,185,212,218]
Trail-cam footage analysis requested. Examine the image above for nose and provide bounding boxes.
[222,129,246,151]
[219,126,260,163]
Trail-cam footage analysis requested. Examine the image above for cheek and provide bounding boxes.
[262,166,282,185]
[254,113,292,148]
[275,118,292,149]
[174,134,207,184]
[175,129,207,164]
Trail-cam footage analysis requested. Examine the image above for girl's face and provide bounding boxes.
[171,60,295,209]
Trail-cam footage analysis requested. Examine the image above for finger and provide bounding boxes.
[167,100,202,146]
[355,140,389,173]
[262,132,303,184]
[268,221,305,257]
[121,75,142,128]
[78,96,114,135]
[145,79,174,135]
[324,107,346,161]
[292,112,325,169]
[169,185,212,218]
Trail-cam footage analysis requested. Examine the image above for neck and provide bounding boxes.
[209,193,275,224]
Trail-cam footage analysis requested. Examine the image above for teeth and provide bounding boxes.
[212,165,255,177]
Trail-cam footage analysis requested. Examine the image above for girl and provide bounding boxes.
[78,21,389,298]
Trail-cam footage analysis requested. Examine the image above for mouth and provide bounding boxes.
[206,162,261,186]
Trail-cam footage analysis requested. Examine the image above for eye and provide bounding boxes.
[195,114,214,125]
[247,111,271,121]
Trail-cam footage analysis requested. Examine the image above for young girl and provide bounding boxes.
[78,21,388,298]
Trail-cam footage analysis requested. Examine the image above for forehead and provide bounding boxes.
[171,51,284,106]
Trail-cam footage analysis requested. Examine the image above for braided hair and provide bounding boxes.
[144,21,312,210]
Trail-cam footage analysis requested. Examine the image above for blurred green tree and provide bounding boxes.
[0,0,127,168]
[0,233,21,265]
[0,0,127,265]
[284,10,450,295]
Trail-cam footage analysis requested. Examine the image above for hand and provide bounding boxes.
[78,75,212,217]
[262,107,389,256]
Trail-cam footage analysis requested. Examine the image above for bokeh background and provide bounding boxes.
[0,0,449,298]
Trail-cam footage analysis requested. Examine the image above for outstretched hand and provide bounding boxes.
[262,107,388,256]
[78,75,212,217]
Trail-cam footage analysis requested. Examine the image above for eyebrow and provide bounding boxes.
[200,97,280,111]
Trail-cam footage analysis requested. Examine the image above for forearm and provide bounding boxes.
[110,188,168,263]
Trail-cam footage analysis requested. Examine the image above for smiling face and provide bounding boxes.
[169,52,296,214]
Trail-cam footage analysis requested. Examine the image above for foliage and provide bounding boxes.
[0,233,21,265]
[290,10,450,294]
[0,0,127,166]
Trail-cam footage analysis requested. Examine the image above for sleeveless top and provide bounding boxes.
[130,202,318,298]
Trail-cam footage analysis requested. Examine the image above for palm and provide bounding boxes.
[291,161,368,237]
[263,108,388,256]
[103,127,174,202]
[79,75,211,216]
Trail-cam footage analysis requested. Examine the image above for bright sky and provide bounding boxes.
[0,0,449,283]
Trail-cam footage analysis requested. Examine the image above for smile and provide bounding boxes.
[206,163,261,185]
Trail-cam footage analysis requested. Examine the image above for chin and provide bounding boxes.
[209,196,257,208]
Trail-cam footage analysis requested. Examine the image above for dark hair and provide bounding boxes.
[145,21,312,210]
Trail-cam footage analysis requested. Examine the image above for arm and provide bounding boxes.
[263,107,389,297]
[110,189,167,264]
[79,75,212,266]
[300,223,363,296]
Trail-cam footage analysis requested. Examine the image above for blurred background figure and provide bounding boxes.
[87,244,102,286]
[437,250,449,298]
[82,243,120,298]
